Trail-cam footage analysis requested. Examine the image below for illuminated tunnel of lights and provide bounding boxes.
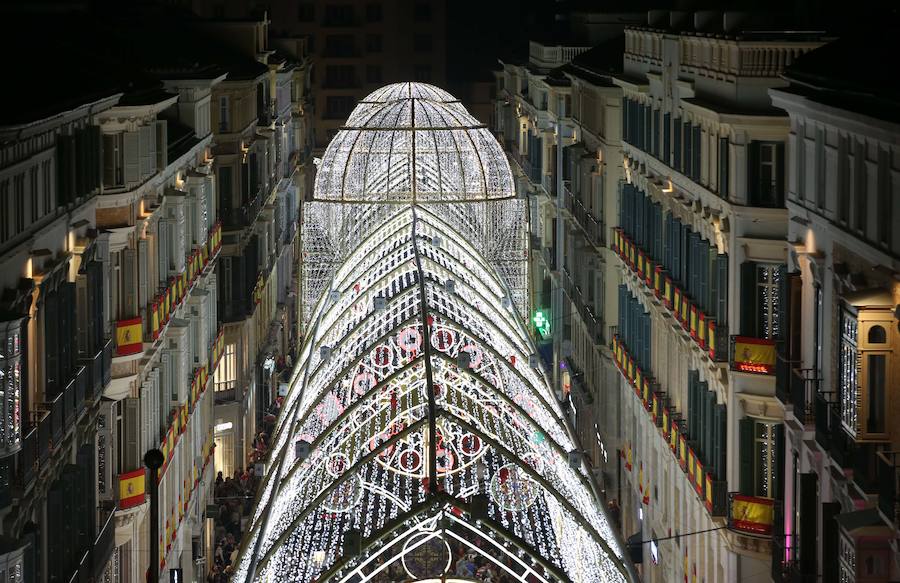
[234,83,634,583]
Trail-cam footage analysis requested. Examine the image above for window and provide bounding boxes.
[877,147,891,246]
[42,159,52,214]
[837,134,850,223]
[324,4,355,26]
[365,34,382,53]
[413,1,432,21]
[748,140,785,207]
[365,2,382,22]
[413,34,432,52]
[753,419,776,497]
[718,137,729,198]
[29,165,38,222]
[13,174,24,235]
[218,166,233,210]
[218,96,230,132]
[839,307,859,434]
[103,133,124,188]
[325,96,356,120]
[297,2,314,22]
[816,127,825,209]
[325,65,356,88]
[740,262,784,339]
[414,64,432,82]
[853,140,867,231]
[366,64,383,84]
[215,342,237,392]
[326,34,356,57]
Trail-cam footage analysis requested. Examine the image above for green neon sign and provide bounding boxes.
[533,310,551,338]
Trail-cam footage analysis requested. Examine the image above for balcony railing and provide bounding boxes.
[814,390,838,451]
[786,368,820,426]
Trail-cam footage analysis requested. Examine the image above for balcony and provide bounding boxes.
[730,336,776,375]
[877,451,900,527]
[784,368,821,426]
[567,192,605,247]
[528,41,590,70]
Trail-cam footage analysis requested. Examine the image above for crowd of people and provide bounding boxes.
[206,354,290,583]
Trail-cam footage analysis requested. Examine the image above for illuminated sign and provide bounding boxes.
[532,310,551,338]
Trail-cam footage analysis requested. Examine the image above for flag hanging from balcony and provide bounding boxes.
[731,336,776,374]
[119,468,146,509]
[730,494,774,535]
[116,317,143,356]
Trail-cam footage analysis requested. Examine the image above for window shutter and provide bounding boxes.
[138,239,149,313]
[125,397,140,471]
[692,125,702,181]
[738,417,755,495]
[123,131,140,185]
[663,112,671,165]
[716,254,728,325]
[688,370,700,439]
[674,118,682,171]
[652,109,660,158]
[715,404,727,480]
[123,247,137,319]
[705,388,715,469]
[719,137,729,197]
[773,423,785,498]
[158,220,169,283]
[747,141,760,204]
[740,261,759,337]
[155,120,168,170]
[140,125,153,178]
[775,142,786,205]
[707,248,719,318]
[88,125,101,192]
[76,273,89,355]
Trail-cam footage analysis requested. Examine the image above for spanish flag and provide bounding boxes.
[116,317,143,356]
[732,336,777,374]
[119,468,146,509]
[730,494,774,535]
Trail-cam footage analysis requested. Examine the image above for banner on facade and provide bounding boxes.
[115,317,143,356]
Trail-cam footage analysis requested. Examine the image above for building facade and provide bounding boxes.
[0,85,120,583]
[769,38,900,583]
[495,10,831,583]
[206,18,307,483]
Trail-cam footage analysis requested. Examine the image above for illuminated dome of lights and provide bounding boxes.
[314,82,516,203]
[235,84,632,583]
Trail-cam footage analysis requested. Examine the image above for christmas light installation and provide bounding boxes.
[234,83,633,583]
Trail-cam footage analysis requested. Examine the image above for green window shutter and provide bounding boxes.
[739,416,755,495]
[688,370,699,436]
[705,388,716,470]
[716,254,729,325]
[715,404,727,480]
[674,117,682,170]
[740,261,759,337]
[773,423,785,499]
[747,141,760,204]
[719,137,729,197]
[775,142,786,206]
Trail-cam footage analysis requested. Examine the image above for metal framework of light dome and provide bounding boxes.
[300,83,528,324]
[235,84,633,583]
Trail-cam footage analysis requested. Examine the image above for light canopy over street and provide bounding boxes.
[234,83,632,583]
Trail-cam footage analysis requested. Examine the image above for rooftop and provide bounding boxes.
[781,31,900,122]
